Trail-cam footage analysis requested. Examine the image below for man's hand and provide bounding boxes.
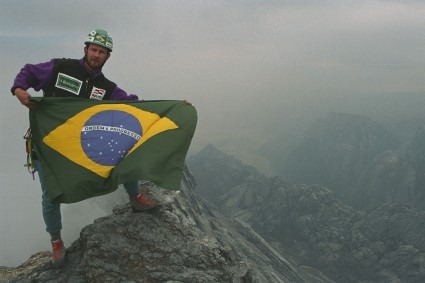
[14,88,38,109]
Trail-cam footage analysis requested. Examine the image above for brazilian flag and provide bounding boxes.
[29,97,197,204]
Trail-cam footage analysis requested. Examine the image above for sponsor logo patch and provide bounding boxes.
[55,73,82,95]
[90,86,106,100]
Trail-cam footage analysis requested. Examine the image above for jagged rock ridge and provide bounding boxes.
[269,111,425,210]
[188,144,425,282]
[281,112,401,208]
[0,167,305,283]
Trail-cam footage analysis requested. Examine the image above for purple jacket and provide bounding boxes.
[11,58,139,101]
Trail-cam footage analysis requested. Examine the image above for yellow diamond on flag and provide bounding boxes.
[43,104,178,178]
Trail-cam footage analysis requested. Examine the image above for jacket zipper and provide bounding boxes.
[85,79,89,96]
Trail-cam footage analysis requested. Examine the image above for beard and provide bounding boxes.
[84,50,107,71]
[85,56,106,70]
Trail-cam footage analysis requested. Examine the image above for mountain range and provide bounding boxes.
[187,143,425,282]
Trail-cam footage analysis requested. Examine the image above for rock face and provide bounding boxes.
[281,112,401,208]
[188,144,425,282]
[259,111,425,210]
[0,167,305,283]
[275,112,425,210]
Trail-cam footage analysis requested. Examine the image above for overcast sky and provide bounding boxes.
[1,0,424,267]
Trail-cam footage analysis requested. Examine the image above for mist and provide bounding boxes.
[1,0,424,267]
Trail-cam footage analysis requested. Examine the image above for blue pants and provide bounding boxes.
[33,160,139,234]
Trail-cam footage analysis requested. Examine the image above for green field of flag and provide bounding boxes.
[29,97,197,203]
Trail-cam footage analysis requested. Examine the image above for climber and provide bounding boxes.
[11,29,161,268]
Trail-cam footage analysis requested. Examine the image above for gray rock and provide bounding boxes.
[188,144,425,282]
[280,112,402,209]
[0,167,305,283]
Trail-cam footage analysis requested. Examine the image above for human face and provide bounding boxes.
[84,44,110,72]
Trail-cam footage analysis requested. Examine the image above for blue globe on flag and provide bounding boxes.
[81,110,143,166]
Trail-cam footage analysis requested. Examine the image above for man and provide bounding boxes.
[11,29,160,268]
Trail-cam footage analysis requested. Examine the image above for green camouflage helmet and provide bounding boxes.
[85,29,113,52]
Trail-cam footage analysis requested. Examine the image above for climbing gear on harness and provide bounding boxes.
[23,127,36,180]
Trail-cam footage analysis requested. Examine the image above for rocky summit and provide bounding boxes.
[5,139,425,282]
[0,167,307,283]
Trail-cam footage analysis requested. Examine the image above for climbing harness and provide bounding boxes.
[23,127,36,180]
